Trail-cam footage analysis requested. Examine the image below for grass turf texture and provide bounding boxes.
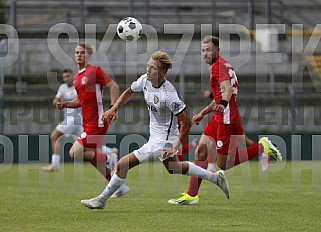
[1,161,321,231]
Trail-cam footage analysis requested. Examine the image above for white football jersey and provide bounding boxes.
[56,83,82,121]
[131,74,186,141]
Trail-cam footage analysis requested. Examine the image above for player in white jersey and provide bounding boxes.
[80,50,231,210]
[42,69,83,172]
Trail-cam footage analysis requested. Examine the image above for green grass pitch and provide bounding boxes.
[1,161,321,231]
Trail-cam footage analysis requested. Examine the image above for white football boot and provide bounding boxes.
[81,197,106,210]
[214,170,231,199]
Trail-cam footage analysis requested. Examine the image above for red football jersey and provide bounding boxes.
[210,56,239,124]
[73,64,112,128]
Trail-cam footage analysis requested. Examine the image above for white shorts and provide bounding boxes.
[133,136,177,163]
[56,118,83,137]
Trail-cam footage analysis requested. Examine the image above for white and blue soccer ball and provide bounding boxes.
[117,17,143,42]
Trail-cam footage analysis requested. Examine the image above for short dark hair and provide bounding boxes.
[202,36,219,48]
[62,68,73,74]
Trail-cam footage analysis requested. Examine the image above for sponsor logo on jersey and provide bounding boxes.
[146,102,157,112]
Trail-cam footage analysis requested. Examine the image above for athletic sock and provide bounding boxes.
[207,163,216,172]
[208,153,214,163]
[90,151,111,181]
[99,174,125,201]
[186,160,208,197]
[101,145,112,154]
[207,152,215,171]
[176,151,184,161]
[228,143,263,168]
[90,151,108,163]
[51,154,60,167]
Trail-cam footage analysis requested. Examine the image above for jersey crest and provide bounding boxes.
[81,76,87,85]
[154,95,159,104]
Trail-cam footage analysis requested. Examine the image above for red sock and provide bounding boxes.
[177,151,184,161]
[228,143,263,168]
[187,159,208,197]
[90,151,111,181]
[90,151,108,163]
[208,153,214,163]
[182,143,193,154]
[177,141,193,161]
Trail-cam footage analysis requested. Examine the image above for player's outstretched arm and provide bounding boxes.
[102,87,135,123]
[56,98,80,110]
[192,100,216,124]
[106,80,120,106]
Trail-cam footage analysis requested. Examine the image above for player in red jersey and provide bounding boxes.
[56,42,129,197]
[168,36,282,205]
[203,89,256,172]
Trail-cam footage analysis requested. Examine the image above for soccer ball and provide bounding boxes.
[117,17,143,42]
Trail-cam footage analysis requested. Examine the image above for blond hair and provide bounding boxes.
[202,36,219,48]
[77,42,96,56]
[151,50,173,71]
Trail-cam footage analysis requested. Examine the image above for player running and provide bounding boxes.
[56,42,129,197]
[80,50,230,210]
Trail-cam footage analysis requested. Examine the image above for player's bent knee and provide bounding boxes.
[70,149,83,160]
[69,150,74,158]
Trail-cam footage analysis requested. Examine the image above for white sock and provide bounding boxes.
[186,161,218,183]
[207,163,216,172]
[51,154,60,167]
[101,145,112,154]
[99,174,125,201]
